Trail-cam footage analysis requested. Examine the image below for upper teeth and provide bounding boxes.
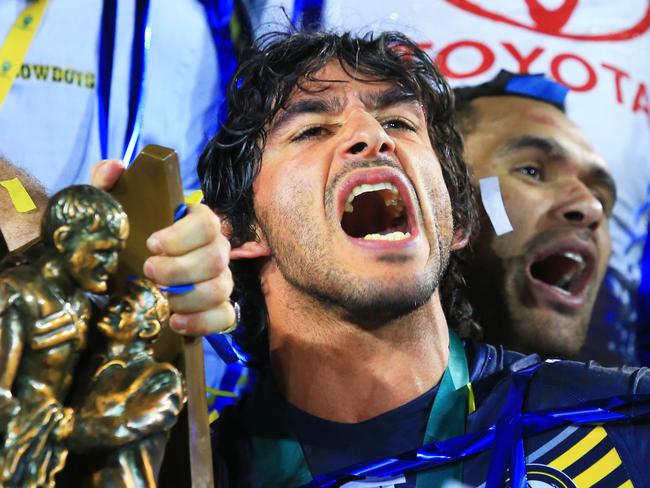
[562,251,584,264]
[344,182,399,213]
[554,252,586,292]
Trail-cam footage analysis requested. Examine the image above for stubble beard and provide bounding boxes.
[468,237,591,358]
[257,201,450,326]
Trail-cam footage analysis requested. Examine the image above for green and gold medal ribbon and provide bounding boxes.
[251,329,472,486]
[0,0,50,108]
[415,329,473,486]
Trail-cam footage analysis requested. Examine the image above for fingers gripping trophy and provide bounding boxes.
[0,185,186,487]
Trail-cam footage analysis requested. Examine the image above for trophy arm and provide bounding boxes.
[0,289,25,425]
[71,366,186,450]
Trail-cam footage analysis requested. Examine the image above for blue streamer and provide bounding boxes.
[210,361,244,415]
[98,0,151,163]
[292,0,325,30]
[123,0,151,165]
[98,0,117,160]
[173,203,188,222]
[304,393,650,487]
[159,283,195,294]
[206,332,251,365]
[200,0,238,124]
[486,362,541,487]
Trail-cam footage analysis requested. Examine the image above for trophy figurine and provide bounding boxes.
[0,146,211,487]
[69,278,186,487]
[0,185,128,487]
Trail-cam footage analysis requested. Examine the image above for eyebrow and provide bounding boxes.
[271,98,342,134]
[500,135,617,206]
[498,135,568,159]
[269,87,419,134]
[362,87,419,111]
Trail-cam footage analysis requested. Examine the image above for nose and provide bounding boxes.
[550,179,605,231]
[337,110,396,161]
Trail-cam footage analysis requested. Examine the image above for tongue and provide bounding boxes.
[341,190,407,238]
[530,254,582,292]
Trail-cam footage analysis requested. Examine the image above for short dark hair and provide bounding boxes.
[42,185,127,246]
[199,30,480,363]
[454,70,568,135]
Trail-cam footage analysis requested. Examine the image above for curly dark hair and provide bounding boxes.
[198,30,480,364]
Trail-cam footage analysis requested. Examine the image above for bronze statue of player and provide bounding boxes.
[0,185,128,487]
[69,278,186,487]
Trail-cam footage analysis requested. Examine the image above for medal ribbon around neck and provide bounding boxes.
[98,0,150,164]
[0,0,50,108]
[251,329,472,487]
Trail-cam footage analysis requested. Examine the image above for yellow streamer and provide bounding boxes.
[0,177,36,212]
[466,382,476,414]
[184,189,204,205]
[0,0,50,108]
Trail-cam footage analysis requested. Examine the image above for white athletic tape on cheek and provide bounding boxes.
[479,176,513,236]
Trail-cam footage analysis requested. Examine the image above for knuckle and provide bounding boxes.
[211,276,233,302]
[201,214,220,241]
[219,234,231,254]
[157,259,184,284]
[167,294,194,314]
[208,249,228,274]
[155,231,173,254]
[184,314,209,336]
[200,282,224,307]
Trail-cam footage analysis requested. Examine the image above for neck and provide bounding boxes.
[40,256,75,295]
[264,272,451,423]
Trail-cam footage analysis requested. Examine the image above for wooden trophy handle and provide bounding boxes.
[110,145,214,488]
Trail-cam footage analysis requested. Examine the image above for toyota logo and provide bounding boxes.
[445,0,650,41]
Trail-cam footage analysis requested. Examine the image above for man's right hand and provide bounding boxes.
[90,159,237,336]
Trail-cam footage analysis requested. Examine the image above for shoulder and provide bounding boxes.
[466,341,650,404]
[0,265,41,308]
[466,345,650,484]
[529,359,650,406]
[465,341,530,379]
[465,341,539,404]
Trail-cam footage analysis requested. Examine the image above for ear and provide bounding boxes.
[229,222,272,260]
[139,320,161,340]
[450,226,470,252]
[52,225,72,254]
[230,240,271,260]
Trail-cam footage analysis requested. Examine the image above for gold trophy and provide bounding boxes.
[0,146,212,487]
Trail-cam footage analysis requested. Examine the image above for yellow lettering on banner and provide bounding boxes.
[33,63,49,80]
[0,0,50,107]
[0,178,37,212]
[52,66,62,82]
[19,63,30,79]
[85,72,95,89]
[185,190,204,205]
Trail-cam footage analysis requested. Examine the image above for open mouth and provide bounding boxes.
[340,181,412,241]
[528,248,594,299]
[94,268,109,282]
